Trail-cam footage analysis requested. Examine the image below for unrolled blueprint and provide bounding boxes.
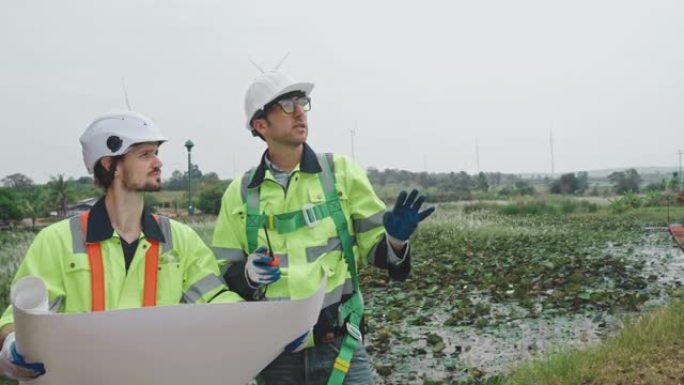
[11,275,326,385]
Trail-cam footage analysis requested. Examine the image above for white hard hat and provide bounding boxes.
[244,71,314,132]
[79,111,168,174]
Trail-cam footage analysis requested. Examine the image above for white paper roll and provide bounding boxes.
[11,276,49,315]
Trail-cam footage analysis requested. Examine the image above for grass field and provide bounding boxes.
[0,198,683,384]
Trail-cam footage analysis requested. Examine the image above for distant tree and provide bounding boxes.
[164,170,187,191]
[514,181,535,195]
[48,174,74,217]
[76,176,94,185]
[68,177,101,201]
[417,172,429,188]
[476,172,489,192]
[668,172,681,192]
[497,186,514,197]
[487,172,502,189]
[2,173,33,190]
[201,172,220,184]
[189,164,203,180]
[20,187,50,229]
[143,193,160,212]
[608,168,641,195]
[644,179,667,192]
[163,165,204,191]
[576,171,589,193]
[550,173,580,194]
[589,184,600,196]
[0,188,23,223]
[196,182,228,215]
[367,167,386,186]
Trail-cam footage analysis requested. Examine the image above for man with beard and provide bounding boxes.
[212,72,434,384]
[0,111,242,381]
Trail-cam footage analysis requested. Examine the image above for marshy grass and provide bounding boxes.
[504,294,684,385]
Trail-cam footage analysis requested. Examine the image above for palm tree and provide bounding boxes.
[22,187,49,229]
[48,175,73,218]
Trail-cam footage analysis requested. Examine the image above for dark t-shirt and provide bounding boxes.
[119,237,139,273]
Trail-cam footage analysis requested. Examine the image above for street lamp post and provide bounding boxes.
[185,140,194,216]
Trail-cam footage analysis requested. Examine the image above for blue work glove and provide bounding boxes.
[284,331,309,353]
[383,189,435,241]
[0,332,46,381]
[245,246,280,288]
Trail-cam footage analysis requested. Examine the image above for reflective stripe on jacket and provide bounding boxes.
[212,149,386,309]
[0,213,241,329]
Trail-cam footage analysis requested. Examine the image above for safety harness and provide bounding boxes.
[245,153,363,385]
[80,211,160,311]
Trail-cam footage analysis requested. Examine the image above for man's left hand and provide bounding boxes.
[383,189,435,241]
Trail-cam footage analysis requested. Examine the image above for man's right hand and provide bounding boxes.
[245,246,281,288]
[0,332,46,381]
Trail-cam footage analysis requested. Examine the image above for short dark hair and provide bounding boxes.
[93,156,122,188]
[249,90,307,141]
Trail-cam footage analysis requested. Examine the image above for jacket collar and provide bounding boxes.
[247,142,321,188]
[86,196,165,243]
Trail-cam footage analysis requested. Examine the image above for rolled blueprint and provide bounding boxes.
[11,275,49,315]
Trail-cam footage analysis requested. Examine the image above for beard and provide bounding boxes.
[123,171,162,192]
[138,175,162,192]
[137,182,161,192]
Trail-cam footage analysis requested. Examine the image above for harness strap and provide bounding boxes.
[315,154,364,385]
[142,239,160,307]
[242,154,364,385]
[80,211,160,311]
[245,167,261,254]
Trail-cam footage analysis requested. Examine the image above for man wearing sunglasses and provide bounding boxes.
[213,71,434,385]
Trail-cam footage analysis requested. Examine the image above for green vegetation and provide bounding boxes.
[2,164,684,384]
[504,295,684,385]
[361,202,684,384]
[0,231,34,311]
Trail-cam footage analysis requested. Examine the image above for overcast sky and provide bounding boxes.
[1,0,683,183]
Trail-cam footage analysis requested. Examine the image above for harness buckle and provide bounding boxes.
[302,203,319,227]
[267,214,275,230]
[345,322,362,342]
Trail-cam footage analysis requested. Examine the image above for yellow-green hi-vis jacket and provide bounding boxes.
[212,144,410,346]
[0,198,242,330]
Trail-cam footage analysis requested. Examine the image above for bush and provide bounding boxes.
[497,198,598,216]
[196,182,229,215]
[609,193,644,213]
[463,202,500,214]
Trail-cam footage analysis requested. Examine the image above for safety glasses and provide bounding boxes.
[274,95,311,114]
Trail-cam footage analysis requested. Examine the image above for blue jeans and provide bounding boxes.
[259,337,374,385]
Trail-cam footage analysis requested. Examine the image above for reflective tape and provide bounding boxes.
[353,211,384,233]
[305,237,342,263]
[158,216,174,253]
[213,247,247,263]
[69,216,85,254]
[322,278,354,308]
[182,274,225,303]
